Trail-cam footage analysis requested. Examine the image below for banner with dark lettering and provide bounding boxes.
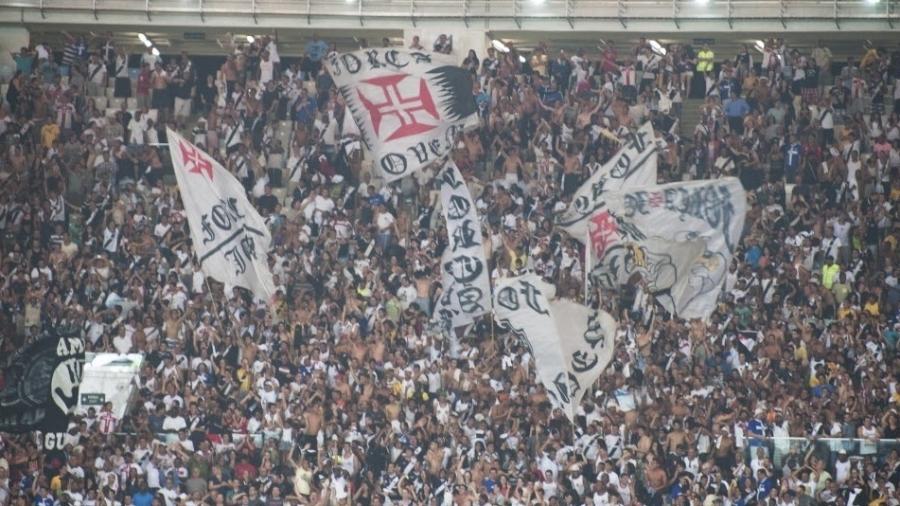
[494,274,575,421]
[325,49,477,182]
[557,122,658,240]
[550,299,617,420]
[494,276,617,423]
[589,177,747,320]
[0,332,85,434]
[433,161,491,331]
[166,128,276,302]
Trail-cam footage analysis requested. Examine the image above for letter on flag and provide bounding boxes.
[326,49,477,182]
[166,128,276,302]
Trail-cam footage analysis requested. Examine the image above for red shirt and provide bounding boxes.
[136,70,151,96]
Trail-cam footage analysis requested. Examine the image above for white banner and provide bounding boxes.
[557,122,658,240]
[434,161,491,330]
[326,50,477,182]
[550,299,617,417]
[494,276,617,422]
[166,128,276,302]
[591,177,747,320]
[494,274,574,421]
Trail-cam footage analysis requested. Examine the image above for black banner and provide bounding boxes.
[0,331,85,435]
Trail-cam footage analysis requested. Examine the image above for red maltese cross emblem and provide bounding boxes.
[179,141,214,180]
[356,73,440,142]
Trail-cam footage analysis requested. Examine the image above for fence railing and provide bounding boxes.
[131,431,900,465]
[1,0,897,26]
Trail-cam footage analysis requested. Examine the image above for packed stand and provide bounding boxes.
[0,31,899,506]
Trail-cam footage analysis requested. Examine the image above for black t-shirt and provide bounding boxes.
[257,194,278,215]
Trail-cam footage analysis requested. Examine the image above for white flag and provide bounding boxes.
[166,128,276,302]
[550,299,617,417]
[494,276,617,422]
[326,49,477,182]
[592,177,747,320]
[494,274,574,421]
[433,161,491,330]
[557,122,658,240]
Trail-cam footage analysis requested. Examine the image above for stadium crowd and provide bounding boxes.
[0,31,900,506]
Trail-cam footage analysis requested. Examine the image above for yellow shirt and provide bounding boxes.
[821,264,840,290]
[697,50,715,72]
[863,301,880,316]
[41,123,60,149]
[236,368,251,391]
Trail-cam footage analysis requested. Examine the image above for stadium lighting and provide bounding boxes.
[491,39,510,53]
[246,35,255,43]
[695,0,709,4]
[866,0,880,4]
[151,47,160,56]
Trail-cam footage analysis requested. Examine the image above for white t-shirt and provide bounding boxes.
[376,211,395,232]
[259,60,274,85]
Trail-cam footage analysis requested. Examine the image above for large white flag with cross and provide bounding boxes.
[166,128,276,302]
[326,49,477,182]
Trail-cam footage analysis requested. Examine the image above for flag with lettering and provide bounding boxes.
[433,160,491,331]
[494,274,575,421]
[166,128,276,302]
[326,49,477,182]
[557,122,658,240]
[0,331,85,435]
[591,177,747,320]
[550,299,617,420]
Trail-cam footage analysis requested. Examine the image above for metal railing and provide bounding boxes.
[1,0,897,27]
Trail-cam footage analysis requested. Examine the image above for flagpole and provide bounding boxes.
[584,230,591,304]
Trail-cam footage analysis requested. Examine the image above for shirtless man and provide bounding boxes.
[664,420,689,455]
[644,455,668,506]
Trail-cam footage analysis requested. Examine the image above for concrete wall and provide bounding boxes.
[403,28,488,61]
[0,26,30,80]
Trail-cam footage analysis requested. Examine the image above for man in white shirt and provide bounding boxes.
[259,51,274,86]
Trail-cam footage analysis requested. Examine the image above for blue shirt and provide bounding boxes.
[541,89,563,105]
[305,40,329,62]
[293,96,318,125]
[756,477,775,500]
[133,490,154,506]
[724,98,750,118]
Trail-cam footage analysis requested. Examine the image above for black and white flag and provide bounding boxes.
[0,332,85,434]
[433,161,491,331]
[590,177,747,320]
[557,122,658,240]
[494,274,616,422]
[326,49,477,182]
[166,128,276,302]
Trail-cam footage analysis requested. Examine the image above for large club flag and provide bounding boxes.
[591,177,748,320]
[326,49,477,182]
[556,122,658,241]
[166,128,276,302]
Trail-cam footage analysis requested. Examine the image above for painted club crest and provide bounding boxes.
[357,74,440,142]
